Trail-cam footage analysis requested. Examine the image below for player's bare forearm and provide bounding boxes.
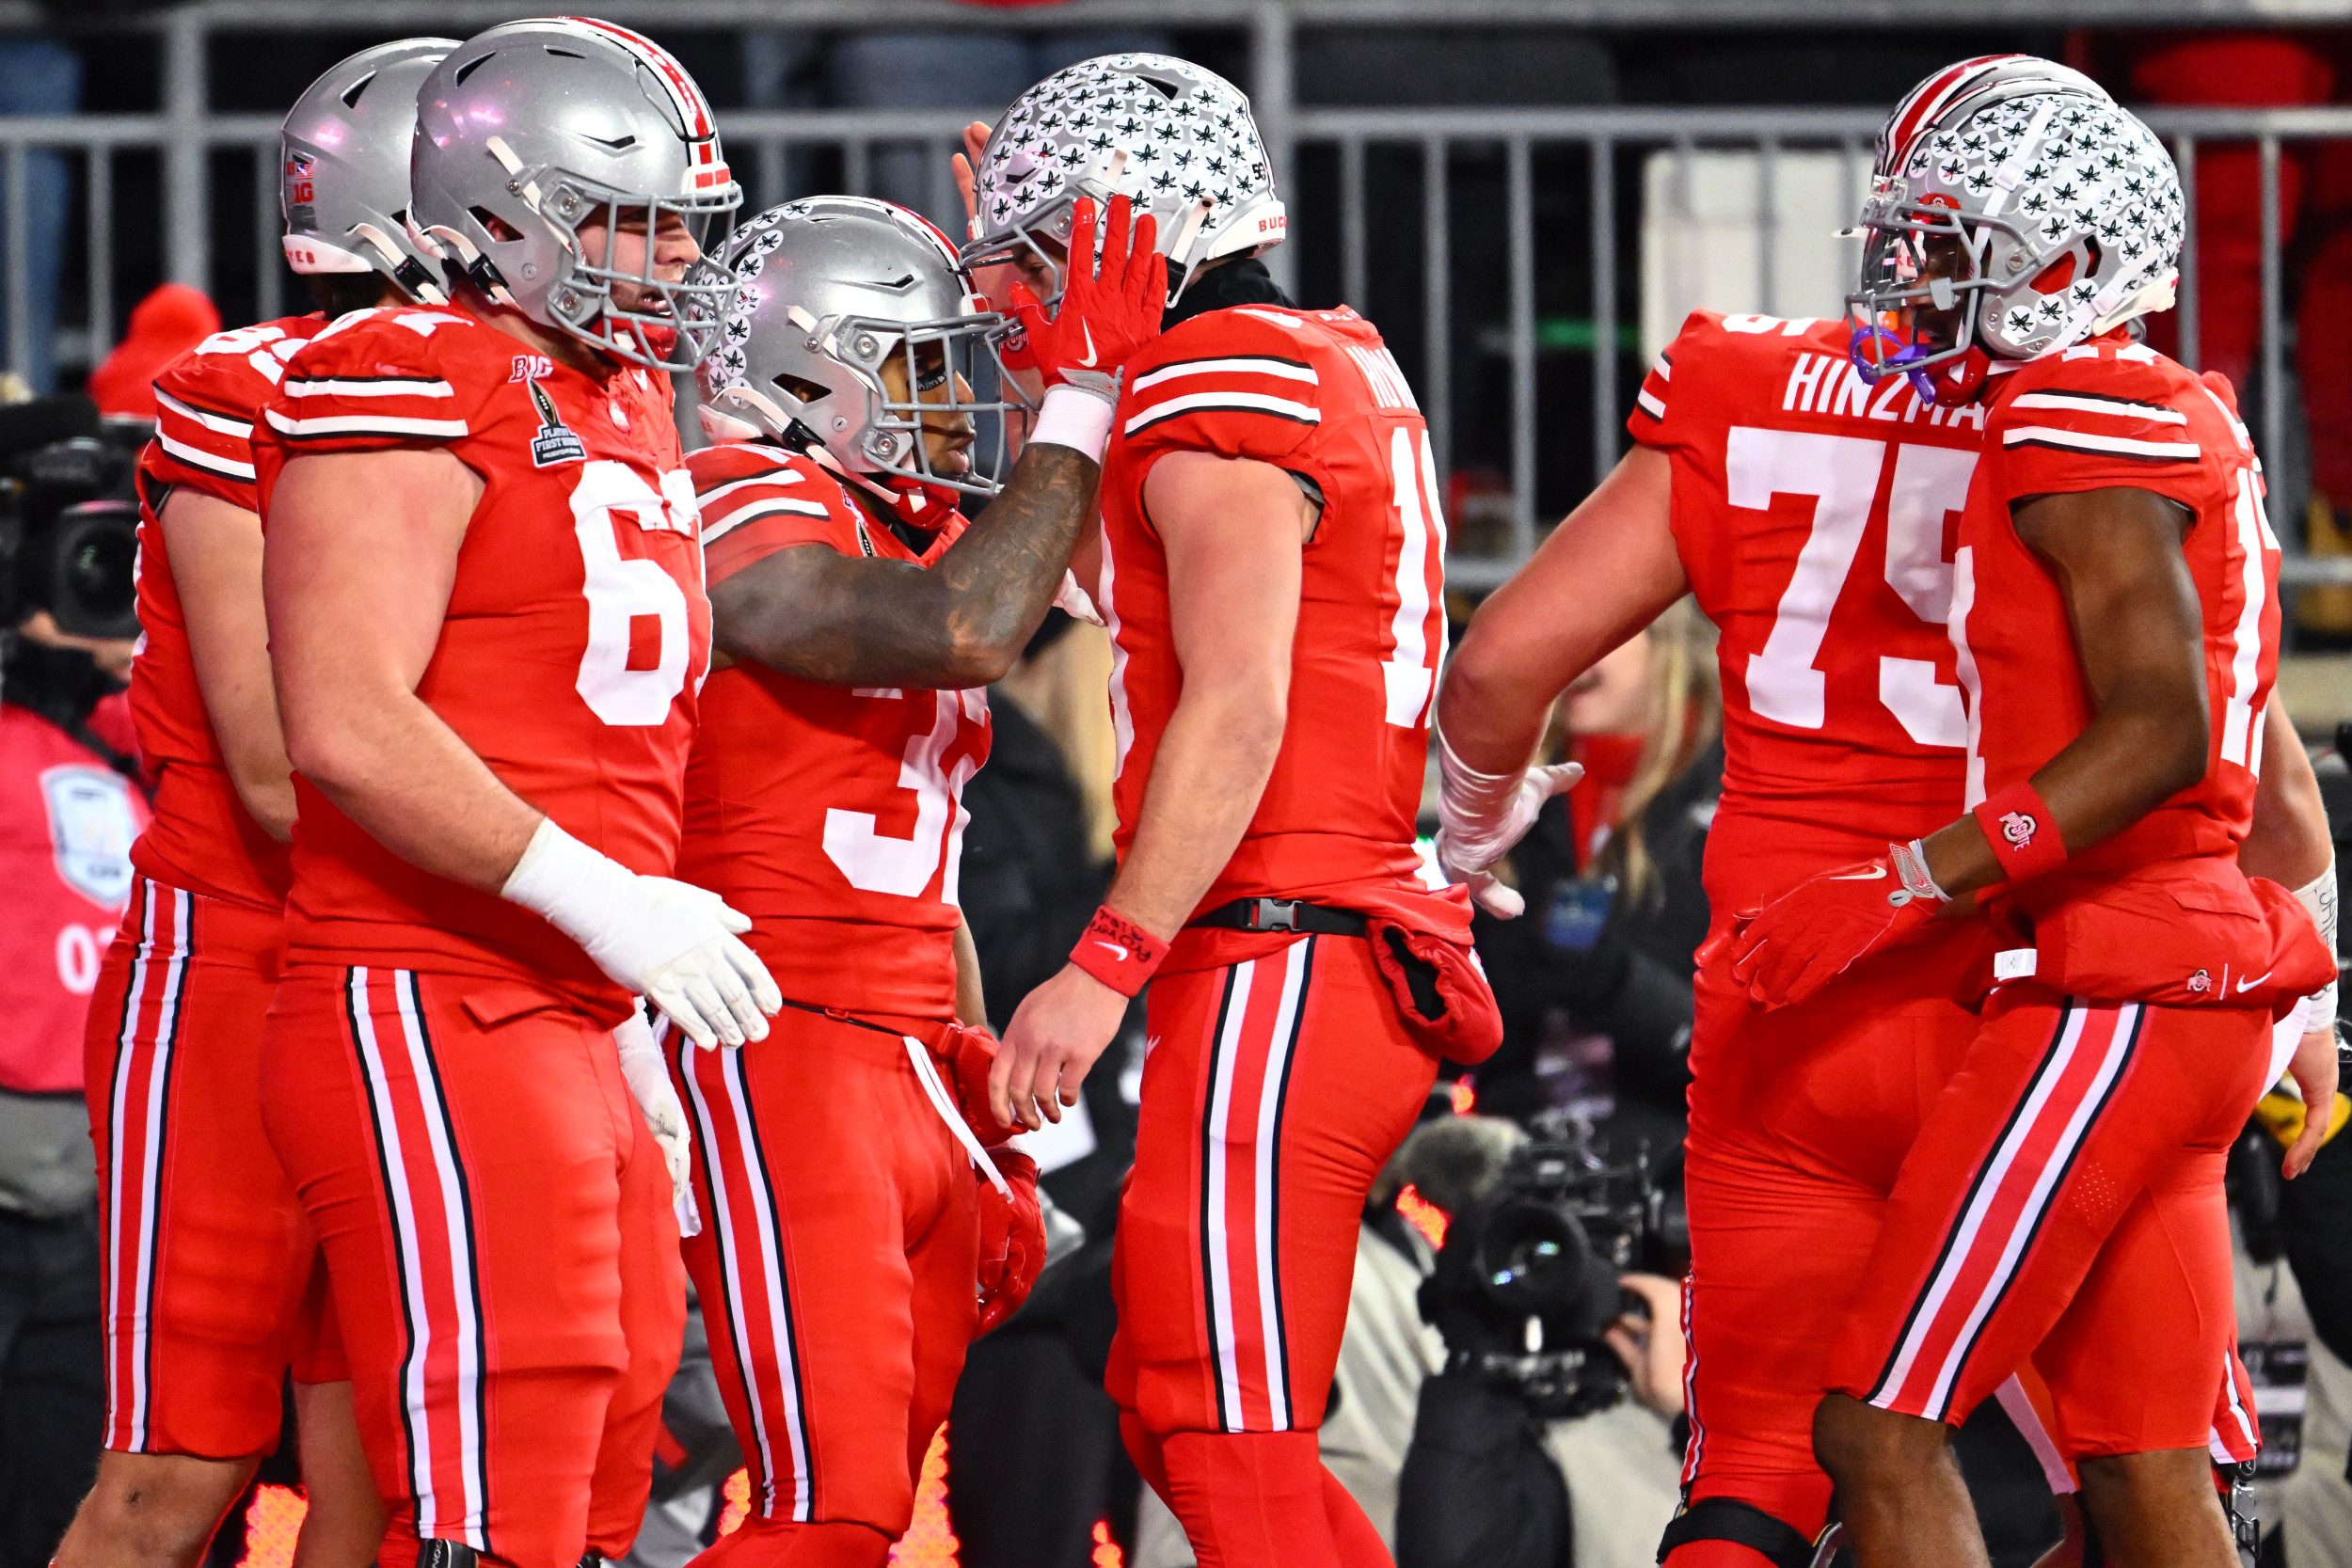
[1438,444,1684,774]
[709,443,1097,689]
[161,489,297,840]
[268,448,541,894]
[1106,685,1288,938]
[2242,695,2334,888]
[954,916,989,1029]
[1921,487,2209,897]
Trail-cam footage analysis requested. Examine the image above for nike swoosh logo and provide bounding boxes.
[2237,970,2275,993]
[1075,323,1099,368]
[1095,940,1129,961]
[1827,864,1888,881]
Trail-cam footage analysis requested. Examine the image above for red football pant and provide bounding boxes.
[1108,934,1439,1566]
[1672,942,1979,1553]
[85,876,342,1459]
[262,965,685,1568]
[670,1004,977,1552]
[1828,985,2271,1452]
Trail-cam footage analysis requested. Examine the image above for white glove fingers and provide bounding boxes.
[650,990,718,1052]
[707,958,771,1046]
[719,933,783,1016]
[1468,872,1526,920]
[711,897,754,937]
[658,973,736,1050]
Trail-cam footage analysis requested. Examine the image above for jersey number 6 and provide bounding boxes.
[571,461,696,726]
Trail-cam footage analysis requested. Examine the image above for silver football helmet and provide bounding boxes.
[697,198,1032,499]
[959,54,1284,307]
[1849,55,2184,390]
[281,39,456,304]
[408,16,741,371]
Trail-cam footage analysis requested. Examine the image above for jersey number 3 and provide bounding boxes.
[1730,427,1976,748]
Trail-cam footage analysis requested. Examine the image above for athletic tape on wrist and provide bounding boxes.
[1972,781,2068,883]
[1069,906,1167,996]
[2293,856,2341,1028]
[1889,838,1951,905]
[1027,383,1116,463]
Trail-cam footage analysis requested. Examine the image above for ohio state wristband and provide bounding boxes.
[1069,907,1168,997]
[1973,781,2069,883]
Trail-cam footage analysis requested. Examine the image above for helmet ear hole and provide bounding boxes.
[773,373,830,405]
[2031,250,2078,294]
[470,206,524,244]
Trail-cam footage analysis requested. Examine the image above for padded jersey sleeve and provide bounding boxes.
[147,323,317,511]
[1627,310,1720,448]
[1987,350,2209,509]
[690,445,859,586]
[1114,307,1324,472]
[258,309,485,460]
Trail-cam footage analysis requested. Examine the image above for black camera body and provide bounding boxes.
[1417,1117,1665,1420]
[0,397,147,644]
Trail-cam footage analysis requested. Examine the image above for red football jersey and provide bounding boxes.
[1097,304,1450,945]
[251,306,711,1022]
[1629,310,1984,917]
[130,314,326,910]
[1958,337,2279,881]
[676,443,990,1021]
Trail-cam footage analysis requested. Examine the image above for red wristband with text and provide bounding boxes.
[1069,907,1168,997]
[1973,781,2069,883]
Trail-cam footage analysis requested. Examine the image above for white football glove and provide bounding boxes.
[614,1001,701,1237]
[501,818,782,1050]
[1433,725,1583,920]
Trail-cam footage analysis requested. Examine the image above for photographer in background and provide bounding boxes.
[0,402,146,1568]
[1393,1114,1687,1568]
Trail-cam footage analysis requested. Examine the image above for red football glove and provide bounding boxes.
[1007,194,1165,401]
[1725,854,1940,1009]
[976,1147,1044,1335]
[941,1022,1023,1147]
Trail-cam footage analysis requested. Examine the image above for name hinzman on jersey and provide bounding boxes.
[1780,353,1986,430]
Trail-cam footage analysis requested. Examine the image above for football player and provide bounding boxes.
[248,21,771,1568]
[1435,56,2338,1567]
[1726,62,2337,1567]
[963,55,1489,1568]
[55,40,452,1568]
[668,191,1164,1568]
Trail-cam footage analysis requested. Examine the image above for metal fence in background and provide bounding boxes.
[5,4,2352,588]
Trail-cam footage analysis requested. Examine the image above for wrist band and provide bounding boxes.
[1027,383,1117,463]
[1973,781,2068,884]
[1069,906,1167,996]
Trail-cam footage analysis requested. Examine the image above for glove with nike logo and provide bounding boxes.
[1724,844,1947,1009]
[1011,194,1165,463]
[501,817,784,1051]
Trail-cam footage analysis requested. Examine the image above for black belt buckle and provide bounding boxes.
[1247,896,1301,933]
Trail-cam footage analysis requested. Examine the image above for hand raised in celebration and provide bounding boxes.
[1008,194,1167,404]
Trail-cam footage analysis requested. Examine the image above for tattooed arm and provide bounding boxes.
[708,442,1097,690]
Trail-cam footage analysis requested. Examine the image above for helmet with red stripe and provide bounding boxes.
[409,16,742,371]
[1848,55,2183,399]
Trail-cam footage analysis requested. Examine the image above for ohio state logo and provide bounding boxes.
[1998,810,2038,850]
[2185,968,2212,994]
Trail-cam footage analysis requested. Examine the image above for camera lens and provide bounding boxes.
[46,502,141,641]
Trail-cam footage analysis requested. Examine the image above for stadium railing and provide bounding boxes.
[3,1,2349,587]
